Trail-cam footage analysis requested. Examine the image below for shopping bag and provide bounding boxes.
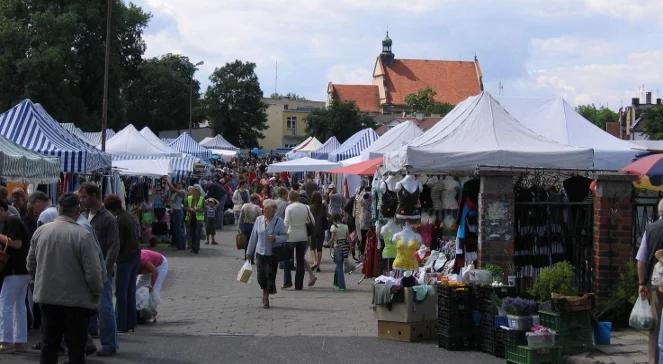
[629,296,654,330]
[237,260,253,283]
[236,232,248,250]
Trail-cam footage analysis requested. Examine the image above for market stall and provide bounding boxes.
[383,92,594,172]
[286,136,323,160]
[0,134,61,183]
[140,127,182,155]
[0,99,111,173]
[266,157,341,173]
[497,96,642,170]
[310,136,341,160]
[199,134,239,151]
[167,132,213,161]
[328,128,379,162]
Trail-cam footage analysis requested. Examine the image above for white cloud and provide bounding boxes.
[582,0,663,23]
[326,64,373,85]
[529,50,663,108]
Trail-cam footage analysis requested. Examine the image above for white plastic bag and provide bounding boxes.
[629,296,654,330]
[237,260,253,283]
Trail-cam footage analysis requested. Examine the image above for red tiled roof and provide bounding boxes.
[329,84,380,113]
[381,59,481,106]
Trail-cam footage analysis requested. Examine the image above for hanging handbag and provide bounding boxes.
[235,232,248,250]
[0,239,9,273]
[305,207,315,238]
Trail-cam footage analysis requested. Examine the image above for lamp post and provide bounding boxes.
[189,61,204,134]
[101,0,113,152]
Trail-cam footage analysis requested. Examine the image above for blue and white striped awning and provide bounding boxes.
[0,134,61,183]
[168,132,212,161]
[310,136,341,160]
[327,129,379,162]
[111,154,197,181]
[199,134,239,151]
[60,123,95,145]
[83,129,115,147]
[0,99,111,173]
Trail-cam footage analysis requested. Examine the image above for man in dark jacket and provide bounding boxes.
[79,183,119,357]
[205,178,227,231]
[104,195,140,333]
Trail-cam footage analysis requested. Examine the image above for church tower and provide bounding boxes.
[380,32,395,65]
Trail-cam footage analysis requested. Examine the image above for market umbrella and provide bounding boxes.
[328,157,383,176]
[622,153,663,191]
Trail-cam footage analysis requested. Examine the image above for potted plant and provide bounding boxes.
[484,263,504,284]
[502,297,538,330]
[528,261,577,302]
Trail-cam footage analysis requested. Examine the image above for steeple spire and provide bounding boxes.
[380,31,395,65]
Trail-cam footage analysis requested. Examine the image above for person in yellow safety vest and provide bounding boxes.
[185,185,205,254]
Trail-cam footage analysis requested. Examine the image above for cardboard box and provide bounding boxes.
[373,286,437,323]
[377,320,434,342]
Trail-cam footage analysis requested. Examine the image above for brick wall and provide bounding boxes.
[592,174,635,298]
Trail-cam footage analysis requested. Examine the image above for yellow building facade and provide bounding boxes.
[261,98,325,150]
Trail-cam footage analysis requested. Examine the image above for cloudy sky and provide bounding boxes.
[134,0,663,109]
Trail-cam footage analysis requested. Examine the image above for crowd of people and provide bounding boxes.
[0,155,371,362]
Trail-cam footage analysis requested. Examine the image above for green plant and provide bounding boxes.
[594,261,639,328]
[484,263,504,282]
[528,261,578,301]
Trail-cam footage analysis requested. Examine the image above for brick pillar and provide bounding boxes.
[477,172,515,276]
[593,173,635,299]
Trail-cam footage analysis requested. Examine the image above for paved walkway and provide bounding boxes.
[3,228,503,364]
[566,330,649,364]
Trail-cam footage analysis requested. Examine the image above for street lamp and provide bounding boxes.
[189,61,204,134]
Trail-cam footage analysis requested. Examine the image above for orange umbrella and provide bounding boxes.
[329,157,384,176]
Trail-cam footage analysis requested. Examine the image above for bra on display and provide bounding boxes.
[382,189,398,218]
[397,187,421,219]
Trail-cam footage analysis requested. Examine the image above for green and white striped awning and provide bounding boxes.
[0,134,61,183]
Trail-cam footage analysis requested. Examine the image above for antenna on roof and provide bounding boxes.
[274,60,278,96]
[498,81,503,95]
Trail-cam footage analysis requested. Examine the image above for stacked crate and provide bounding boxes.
[475,286,517,357]
[437,284,474,350]
[538,310,593,355]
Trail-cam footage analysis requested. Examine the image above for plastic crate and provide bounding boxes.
[498,328,527,347]
[438,334,474,351]
[538,310,591,333]
[505,345,562,364]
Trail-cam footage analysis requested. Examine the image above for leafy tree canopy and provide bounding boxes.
[204,60,268,148]
[404,87,453,117]
[642,105,663,140]
[0,0,151,131]
[125,53,203,132]
[576,104,618,130]
[305,100,376,143]
[269,92,307,100]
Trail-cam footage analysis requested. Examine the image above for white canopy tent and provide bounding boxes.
[496,96,643,170]
[102,125,179,156]
[286,136,323,159]
[384,92,594,172]
[311,137,341,160]
[210,149,238,162]
[267,157,341,173]
[363,120,423,160]
[140,127,181,155]
[199,135,239,151]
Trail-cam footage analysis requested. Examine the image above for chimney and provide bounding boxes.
[658,98,662,105]
[646,91,652,104]
[632,97,640,106]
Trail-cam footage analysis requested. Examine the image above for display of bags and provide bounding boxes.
[629,296,654,330]
[236,232,248,250]
[237,260,253,283]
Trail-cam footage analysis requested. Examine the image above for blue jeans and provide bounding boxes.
[115,254,139,331]
[98,279,118,351]
[171,209,185,250]
[334,247,346,290]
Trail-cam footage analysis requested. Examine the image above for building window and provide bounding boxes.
[287,116,297,130]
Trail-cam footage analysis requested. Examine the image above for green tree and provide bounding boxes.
[125,54,202,132]
[642,105,663,140]
[575,104,618,130]
[204,60,268,148]
[0,0,150,130]
[305,101,376,143]
[269,92,307,100]
[404,87,454,116]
